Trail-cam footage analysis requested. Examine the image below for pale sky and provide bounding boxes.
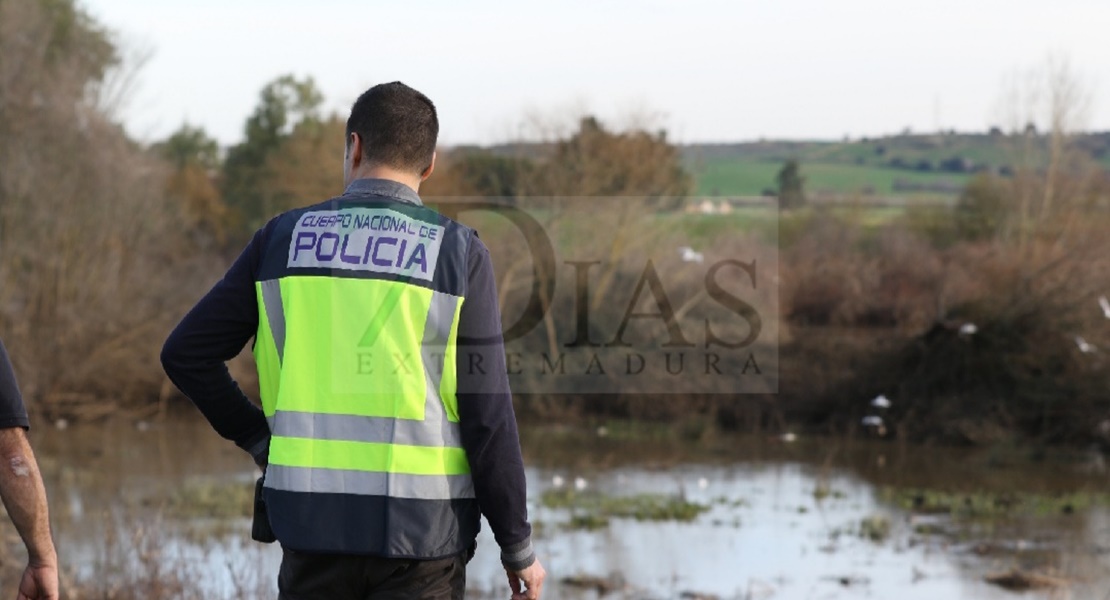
[82,0,1110,147]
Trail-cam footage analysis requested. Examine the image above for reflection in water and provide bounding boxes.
[22,417,1110,599]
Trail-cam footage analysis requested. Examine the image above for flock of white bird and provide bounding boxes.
[549,475,591,491]
[861,394,892,435]
[854,294,1110,434]
[550,472,711,492]
[946,294,1110,354]
[544,290,1110,488]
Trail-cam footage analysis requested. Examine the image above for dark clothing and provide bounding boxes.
[0,339,31,430]
[161,179,533,569]
[278,547,467,600]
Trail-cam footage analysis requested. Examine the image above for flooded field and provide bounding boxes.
[16,417,1110,599]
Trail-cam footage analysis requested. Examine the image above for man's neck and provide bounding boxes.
[348,165,422,193]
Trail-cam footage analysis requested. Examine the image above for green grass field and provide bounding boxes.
[684,131,1110,198]
[691,156,970,197]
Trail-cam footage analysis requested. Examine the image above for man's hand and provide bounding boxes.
[17,561,59,600]
[506,559,545,600]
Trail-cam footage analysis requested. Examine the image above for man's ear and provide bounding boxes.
[348,132,364,168]
[420,151,436,181]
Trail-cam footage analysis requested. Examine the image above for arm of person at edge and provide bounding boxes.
[0,429,59,600]
[160,227,271,468]
[455,237,545,600]
[0,341,59,600]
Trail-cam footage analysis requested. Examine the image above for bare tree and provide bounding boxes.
[0,0,217,417]
[993,53,1095,250]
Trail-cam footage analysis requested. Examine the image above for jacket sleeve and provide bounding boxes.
[160,228,271,465]
[0,339,30,430]
[455,235,535,571]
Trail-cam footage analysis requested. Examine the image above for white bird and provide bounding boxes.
[574,477,588,491]
[871,394,892,409]
[697,477,709,490]
[1076,336,1097,354]
[678,246,704,264]
[861,415,884,427]
[958,323,978,336]
[551,475,565,488]
[1100,295,1110,319]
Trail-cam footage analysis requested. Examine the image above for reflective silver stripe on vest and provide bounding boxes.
[270,411,462,447]
[260,279,286,364]
[266,464,475,500]
[421,290,459,443]
[266,289,463,450]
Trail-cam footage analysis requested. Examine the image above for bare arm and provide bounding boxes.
[0,428,58,599]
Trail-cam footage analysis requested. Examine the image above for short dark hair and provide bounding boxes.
[346,82,438,174]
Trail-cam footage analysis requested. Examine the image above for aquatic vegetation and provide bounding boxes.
[813,483,833,500]
[160,478,255,519]
[711,495,747,508]
[559,573,626,595]
[813,484,847,500]
[984,568,1070,591]
[541,488,710,529]
[859,515,891,541]
[880,486,1110,519]
[568,514,611,531]
[911,521,946,535]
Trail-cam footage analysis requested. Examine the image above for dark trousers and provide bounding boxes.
[277,548,468,600]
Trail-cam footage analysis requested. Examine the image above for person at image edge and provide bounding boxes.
[0,338,59,600]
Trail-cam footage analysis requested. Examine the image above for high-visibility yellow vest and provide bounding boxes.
[253,187,479,558]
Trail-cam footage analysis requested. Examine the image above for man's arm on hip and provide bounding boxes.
[161,227,271,464]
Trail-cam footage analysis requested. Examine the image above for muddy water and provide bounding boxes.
[24,418,1110,599]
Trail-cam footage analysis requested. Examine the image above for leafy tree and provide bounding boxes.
[423,149,533,199]
[255,115,345,216]
[157,125,231,245]
[955,173,1009,241]
[166,161,229,246]
[533,116,692,207]
[1,0,220,410]
[35,0,117,78]
[157,124,220,170]
[776,159,806,209]
[939,156,970,174]
[423,116,691,208]
[0,0,117,208]
[222,75,325,233]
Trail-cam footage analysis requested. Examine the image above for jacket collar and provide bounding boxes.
[342,178,423,206]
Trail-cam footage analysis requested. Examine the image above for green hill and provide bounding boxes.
[684,131,1110,198]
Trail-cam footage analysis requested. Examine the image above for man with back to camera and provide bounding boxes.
[0,338,58,600]
[161,82,546,600]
